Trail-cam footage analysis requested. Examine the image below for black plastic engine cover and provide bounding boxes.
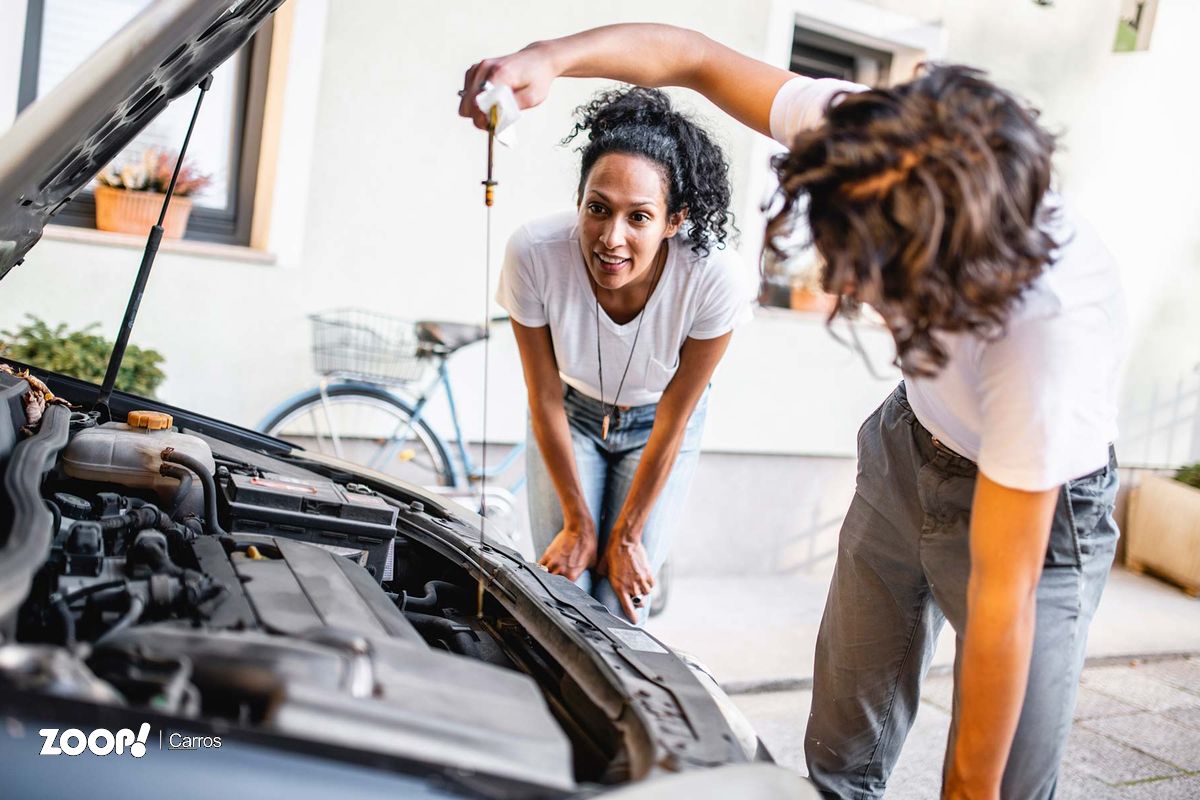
[230,533,422,645]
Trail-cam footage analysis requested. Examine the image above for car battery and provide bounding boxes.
[220,472,398,580]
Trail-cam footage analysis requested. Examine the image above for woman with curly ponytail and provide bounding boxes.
[465,24,1126,799]
[495,86,751,626]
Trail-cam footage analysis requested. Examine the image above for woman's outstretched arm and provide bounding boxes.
[458,24,794,137]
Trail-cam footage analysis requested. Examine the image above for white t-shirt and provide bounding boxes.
[770,76,1128,491]
[496,211,753,407]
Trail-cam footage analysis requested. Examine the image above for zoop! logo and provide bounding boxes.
[39,723,151,757]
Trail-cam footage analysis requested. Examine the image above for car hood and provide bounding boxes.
[0,0,283,280]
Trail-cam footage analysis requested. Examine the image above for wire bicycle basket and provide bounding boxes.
[309,308,429,385]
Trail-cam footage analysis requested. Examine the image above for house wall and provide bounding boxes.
[0,0,1194,469]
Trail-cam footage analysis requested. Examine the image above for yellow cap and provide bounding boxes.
[127,410,173,431]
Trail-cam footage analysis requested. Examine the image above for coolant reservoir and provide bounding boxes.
[62,410,215,496]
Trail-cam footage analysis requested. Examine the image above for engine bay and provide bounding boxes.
[0,369,647,794]
[0,365,754,795]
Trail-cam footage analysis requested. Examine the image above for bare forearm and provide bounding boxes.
[951,585,1039,795]
[947,474,1059,798]
[528,395,591,528]
[538,25,709,89]
[612,334,730,538]
[525,25,788,136]
[611,397,693,540]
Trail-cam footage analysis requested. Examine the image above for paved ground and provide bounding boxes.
[732,655,1200,799]
[645,567,1200,798]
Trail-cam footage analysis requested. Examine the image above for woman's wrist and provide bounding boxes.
[562,507,596,536]
[608,520,643,546]
[525,38,567,80]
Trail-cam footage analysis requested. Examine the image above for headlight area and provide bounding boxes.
[674,651,765,762]
[380,498,755,787]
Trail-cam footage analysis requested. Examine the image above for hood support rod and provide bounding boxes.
[95,74,213,422]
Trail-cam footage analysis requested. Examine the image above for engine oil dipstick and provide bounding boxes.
[476,103,499,617]
[483,105,499,207]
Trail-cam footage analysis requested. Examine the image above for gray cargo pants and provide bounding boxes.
[805,383,1119,799]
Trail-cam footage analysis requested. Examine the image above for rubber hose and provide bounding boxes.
[160,464,195,520]
[97,505,184,544]
[402,610,480,656]
[161,449,227,537]
[95,595,146,647]
[402,580,468,612]
[53,595,75,648]
[45,499,62,539]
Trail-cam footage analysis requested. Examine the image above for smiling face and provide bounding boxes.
[578,153,685,297]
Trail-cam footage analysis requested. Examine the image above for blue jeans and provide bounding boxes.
[806,383,1119,799]
[526,384,708,625]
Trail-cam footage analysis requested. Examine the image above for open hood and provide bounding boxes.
[0,0,283,280]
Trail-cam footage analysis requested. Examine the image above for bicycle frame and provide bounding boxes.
[261,358,525,493]
[398,357,525,490]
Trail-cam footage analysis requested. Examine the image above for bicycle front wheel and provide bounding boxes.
[262,384,454,488]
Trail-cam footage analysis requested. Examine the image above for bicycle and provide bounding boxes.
[259,308,671,616]
[258,309,526,520]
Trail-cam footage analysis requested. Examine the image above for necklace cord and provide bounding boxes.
[594,244,666,432]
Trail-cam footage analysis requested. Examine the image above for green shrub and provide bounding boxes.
[0,315,166,398]
[1175,463,1200,492]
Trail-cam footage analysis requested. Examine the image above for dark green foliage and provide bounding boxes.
[0,315,166,398]
[1176,463,1200,492]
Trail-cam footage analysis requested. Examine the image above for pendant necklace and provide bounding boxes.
[595,245,666,440]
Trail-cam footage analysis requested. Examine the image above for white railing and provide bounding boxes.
[1119,365,1200,469]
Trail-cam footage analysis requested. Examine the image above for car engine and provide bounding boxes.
[0,370,581,793]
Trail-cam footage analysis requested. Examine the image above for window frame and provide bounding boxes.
[16,0,273,246]
[790,26,894,85]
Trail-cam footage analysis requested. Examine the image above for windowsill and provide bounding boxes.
[42,224,277,266]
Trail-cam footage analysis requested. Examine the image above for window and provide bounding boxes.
[1114,0,1158,52]
[759,26,895,312]
[18,0,272,245]
[791,26,892,86]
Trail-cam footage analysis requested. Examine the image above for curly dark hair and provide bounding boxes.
[563,87,734,257]
[766,64,1059,375]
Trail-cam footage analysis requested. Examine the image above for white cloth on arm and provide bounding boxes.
[495,211,754,407]
[769,76,1128,491]
[769,75,868,145]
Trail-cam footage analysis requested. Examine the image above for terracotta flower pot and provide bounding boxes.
[1126,474,1200,597]
[789,285,839,315]
[94,183,193,239]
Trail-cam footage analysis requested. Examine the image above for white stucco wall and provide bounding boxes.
[1,0,1194,462]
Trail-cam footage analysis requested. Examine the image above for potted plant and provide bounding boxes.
[94,148,211,239]
[1125,463,1200,597]
[0,314,166,397]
